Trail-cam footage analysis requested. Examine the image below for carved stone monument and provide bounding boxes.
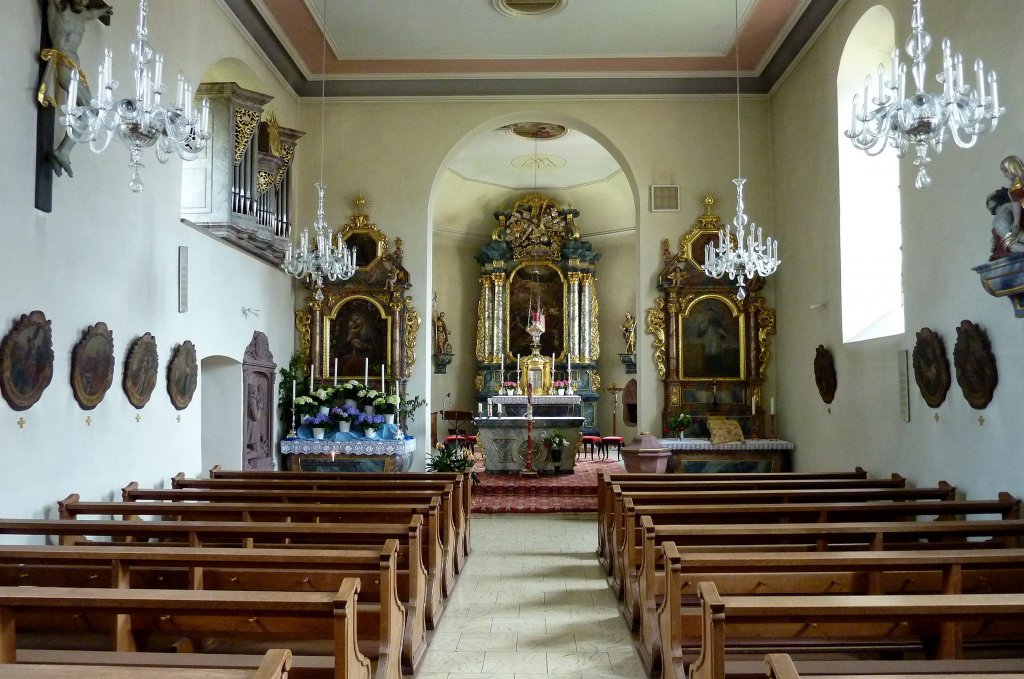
[242,331,276,470]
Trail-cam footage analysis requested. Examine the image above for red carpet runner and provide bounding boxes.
[471,458,625,513]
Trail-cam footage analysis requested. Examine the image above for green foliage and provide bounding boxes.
[542,429,568,449]
[426,443,479,484]
[399,395,426,423]
[278,351,311,429]
[666,412,693,435]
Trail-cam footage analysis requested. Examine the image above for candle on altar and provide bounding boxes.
[517,354,521,374]
[752,395,757,415]
[333,358,338,387]
[309,361,314,393]
[500,354,504,382]
[770,397,776,416]
[477,402,483,414]
[567,353,571,378]
[291,379,296,409]
[364,358,368,387]
[381,364,385,392]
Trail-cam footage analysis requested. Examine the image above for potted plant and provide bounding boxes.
[542,429,568,471]
[357,412,386,438]
[340,380,363,406]
[311,386,336,415]
[426,442,479,484]
[501,381,517,395]
[378,394,401,424]
[666,412,693,439]
[293,394,320,420]
[358,389,381,414]
[330,403,360,432]
[301,411,333,439]
[552,380,568,395]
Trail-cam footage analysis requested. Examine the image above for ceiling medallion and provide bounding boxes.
[511,154,566,171]
[508,122,568,140]
[493,0,566,19]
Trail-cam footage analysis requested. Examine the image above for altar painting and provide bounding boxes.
[507,263,564,358]
[679,296,744,380]
[325,296,391,378]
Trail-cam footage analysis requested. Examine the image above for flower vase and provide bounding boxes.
[344,399,358,408]
[318,406,330,416]
[364,427,378,439]
[312,427,326,440]
[338,421,351,433]
[384,413,395,425]
[678,432,686,440]
[557,388,566,396]
[364,405,376,416]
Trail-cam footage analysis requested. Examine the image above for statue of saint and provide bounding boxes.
[38,0,113,178]
[986,155,1024,259]
[621,312,637,355]
[434,311,452,355]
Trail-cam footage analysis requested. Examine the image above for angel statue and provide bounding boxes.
[621,312,637,355]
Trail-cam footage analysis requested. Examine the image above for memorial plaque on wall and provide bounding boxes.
[70,322,115,410]
[123,333,158,409]
[0,310,54,411]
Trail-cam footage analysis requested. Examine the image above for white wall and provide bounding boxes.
[0,1,298,520]
[769,0,1024,498]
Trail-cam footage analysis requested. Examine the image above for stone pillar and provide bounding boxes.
[580,273,593,362]
[568,271,581,361]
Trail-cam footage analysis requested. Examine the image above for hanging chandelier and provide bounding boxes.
[59,0,210,192]
[280,0,356,296]
[845,0,1003,189]
[702,1,780,300]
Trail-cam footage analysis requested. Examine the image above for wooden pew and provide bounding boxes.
[197,468,474,569]
[123,482,459,598]
[609,483,960,594]
[649,542,1024,678]
[633,518,1024,674]
[668,580,1024,679]
[0,516,435,653]
[0,648,293,679]
[764,652,1024,679]
[596,468,870,565]
[614,493,1021,603]
[0,543,407,679]
[57,497,448,634]
[0,582,371,679]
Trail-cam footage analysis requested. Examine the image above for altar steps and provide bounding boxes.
[471,458,623,513]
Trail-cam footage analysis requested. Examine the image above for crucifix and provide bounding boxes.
[601,383,625,437]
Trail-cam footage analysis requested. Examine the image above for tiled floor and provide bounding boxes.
[415,512,645,679]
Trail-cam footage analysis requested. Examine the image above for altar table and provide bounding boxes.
[476,415,584,473]
[657,437,794,473]
[280,435,415,472]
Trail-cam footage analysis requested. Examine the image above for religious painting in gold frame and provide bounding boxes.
[506,261,566,359]
[677,294,746,381]
[322,296,392,380]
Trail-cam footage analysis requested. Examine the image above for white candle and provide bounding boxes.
[567,353,571,378]
[291,379,296,408]
[477,402,483,414]
[381,364,385,392]
[364,358,368,387]
[517,354,521,373]
[770,398,776,416]
[752,395,757,415]
[333,358,338,387]
[500,354,504,381]
[309,361,314,393]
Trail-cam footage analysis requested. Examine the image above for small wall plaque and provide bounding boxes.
[650,185,680,212]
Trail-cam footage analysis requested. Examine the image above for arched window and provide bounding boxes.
[837,6,904,343]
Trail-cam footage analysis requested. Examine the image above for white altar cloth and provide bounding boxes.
[658,438,794,451]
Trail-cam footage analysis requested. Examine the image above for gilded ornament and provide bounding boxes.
[404,299,421,378]
[264,111,283,157]
[748,297,777,381]
[276,143,296,187]
[474,374,484,392]
[589,286,600,360]
[295,307,312,359]
[475,294,487,361]
[646,298,666,380]
[491,193,576,261]
[256,170,274,196]
[590,370,601,390]
[233,107,261,166]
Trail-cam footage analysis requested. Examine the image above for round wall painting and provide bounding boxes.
[123,333,159,409]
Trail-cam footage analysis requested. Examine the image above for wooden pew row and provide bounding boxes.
[596,469,870,565]
[647,542,1024,678]
[56,497,448,633]
[0,583,371,679]
[0,542,411,678]
[122,483,459,599]
[608,483,961,594]
[613,493,1022,603]
[0,648,293,679]
[633,518,1024,674]
[0,516,435,651]
[667,580,1024,679]
[196,469,474,569]
[765,652,1024,679]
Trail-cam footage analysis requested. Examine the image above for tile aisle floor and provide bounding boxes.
[415,512,646,679]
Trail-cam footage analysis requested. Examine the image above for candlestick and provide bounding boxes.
[333,358,338,387]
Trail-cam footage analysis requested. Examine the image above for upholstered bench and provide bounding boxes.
[579,435,603,460]
[601,436,625,460]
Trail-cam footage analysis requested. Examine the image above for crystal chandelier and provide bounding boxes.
[280,0,357,297]
[845,0,1004,189]
[702,1,781,300]
[60,0,210,192]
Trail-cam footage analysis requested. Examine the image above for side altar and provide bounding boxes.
[281,425,415,472]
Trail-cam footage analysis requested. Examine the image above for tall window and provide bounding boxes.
[837,6,904,343]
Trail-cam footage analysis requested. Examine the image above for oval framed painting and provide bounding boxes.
[167,340,198,410]
[0,310,54,411]
[70,322,115,410]
[813,345,837,404]
[952,320,998,410]
[912,327,950,408]
[123,333,159,409]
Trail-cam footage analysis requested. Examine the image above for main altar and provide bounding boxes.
[476,395,584,472]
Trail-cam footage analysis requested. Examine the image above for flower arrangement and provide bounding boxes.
[377,394,401,415]
[665,412,693,436]
[357,389,380,408]
[357,412,386,429]
[502,381,517,390]
[293,395,319,418]
[552,380,569,389]
[311,386,335,407]
[301,412,333,430]
[427,442,479,483]
[542,430,568,449]
[340,380,363,401]
[330,403,360,423]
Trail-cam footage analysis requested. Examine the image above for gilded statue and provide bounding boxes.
[434,311,452,355]
[987,155,1024,259]
[621,311,636,355]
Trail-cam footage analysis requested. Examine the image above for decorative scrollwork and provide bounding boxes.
[404,299,421,379]
[295,307,312,359]
[475,290,487,361]
[590,284,600,360]
[491,193,577,261]
[646,297,666,380]
[256,170,274,196]
[275,143,296,187]
[748,297,777,381]
[233,108,261,166]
